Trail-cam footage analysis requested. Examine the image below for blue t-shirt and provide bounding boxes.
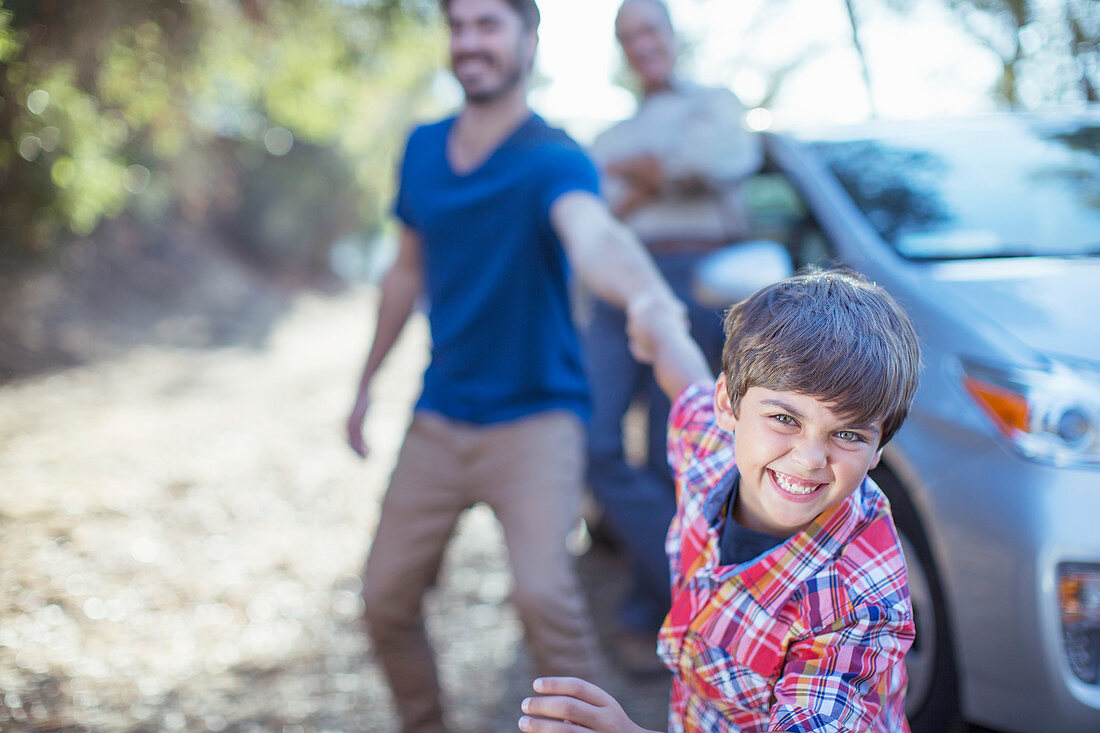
[393,113,600,424]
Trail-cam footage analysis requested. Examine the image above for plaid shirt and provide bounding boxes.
[657,382,914,733]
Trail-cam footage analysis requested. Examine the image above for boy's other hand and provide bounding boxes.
[518,677,660,733]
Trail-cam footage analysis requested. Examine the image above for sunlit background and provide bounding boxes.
[0,0,1095,278]
[0,1,1096,730]
[535,0,1002,140]
[481,0,1093,139]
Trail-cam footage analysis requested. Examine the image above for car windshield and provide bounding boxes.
[807,116,1100,260]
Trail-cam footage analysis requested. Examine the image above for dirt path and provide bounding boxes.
[0,288,669,732]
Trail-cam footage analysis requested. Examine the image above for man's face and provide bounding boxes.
[615,0,677,92]
[447,0,536,105]
[714,378,885,538]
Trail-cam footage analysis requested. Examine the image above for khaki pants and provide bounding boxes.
[361,410,603,733]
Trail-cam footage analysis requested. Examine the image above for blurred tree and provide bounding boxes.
[884,0,1098,108]
[842,0,877,117]
[696,0,831,113]
[715,0,1095,120]
[0,0,445,275]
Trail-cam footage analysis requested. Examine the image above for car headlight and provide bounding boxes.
[1059,563,1100,685]
[958,356,1100,469]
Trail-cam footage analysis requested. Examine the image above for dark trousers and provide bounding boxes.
[582,252,725,632]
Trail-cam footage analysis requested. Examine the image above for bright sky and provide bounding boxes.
[521,0,1003,143]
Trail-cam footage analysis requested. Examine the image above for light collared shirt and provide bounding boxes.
[590,79,763,245]
[658,382,914,733]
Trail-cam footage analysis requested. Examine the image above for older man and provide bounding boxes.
[584,0,763,665]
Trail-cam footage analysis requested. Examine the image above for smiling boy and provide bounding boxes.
[520,269,922,732]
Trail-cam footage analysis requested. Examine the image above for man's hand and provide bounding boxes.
[626,292,712,400]
[345,395,371,458]
[518,677,660,733]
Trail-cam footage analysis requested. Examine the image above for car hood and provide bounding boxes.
[926,257,1100,364]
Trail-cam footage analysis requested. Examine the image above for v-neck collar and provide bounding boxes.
[445,111,537,178]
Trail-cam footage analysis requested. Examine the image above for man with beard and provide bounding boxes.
[345,1,683,730]
[582,0,763,670]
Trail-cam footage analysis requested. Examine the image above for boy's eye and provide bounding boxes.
[835,430,865,443]
[770,414,796,426]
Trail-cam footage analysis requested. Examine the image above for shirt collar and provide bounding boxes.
[701,463,738,525]
[642,73,690,100]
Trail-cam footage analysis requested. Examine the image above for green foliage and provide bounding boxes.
[0,8,20,63]
[0,0,446,270]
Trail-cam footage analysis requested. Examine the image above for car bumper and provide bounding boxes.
[906,427,1100,732]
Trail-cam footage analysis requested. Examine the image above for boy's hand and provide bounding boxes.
[627,293,713,400]
[518,677,660,733]
[626,292,688,364]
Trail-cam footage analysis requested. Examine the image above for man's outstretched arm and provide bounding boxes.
[550,190,680,313]
[550,190,709,399]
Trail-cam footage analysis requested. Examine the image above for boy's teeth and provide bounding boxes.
[774,471,819,495]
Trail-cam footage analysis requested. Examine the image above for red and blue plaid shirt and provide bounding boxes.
[657,382,914,732]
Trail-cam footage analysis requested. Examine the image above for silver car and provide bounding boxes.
[698,109,1100,732]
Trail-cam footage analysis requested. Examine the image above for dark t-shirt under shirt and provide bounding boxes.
[718,475,786,566]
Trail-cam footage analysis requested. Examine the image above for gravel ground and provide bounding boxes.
[0,286,670,733]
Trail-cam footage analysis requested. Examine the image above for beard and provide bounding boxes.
[452,49,528,105]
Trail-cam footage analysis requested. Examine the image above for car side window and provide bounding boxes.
[742,172,836,269]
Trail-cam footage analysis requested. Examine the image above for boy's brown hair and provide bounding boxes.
[721,268,921,446]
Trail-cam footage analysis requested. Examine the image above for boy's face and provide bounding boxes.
[714,375,884,538]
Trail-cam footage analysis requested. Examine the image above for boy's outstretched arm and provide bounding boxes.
[627,293,713,401]
[518,677,661,733]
